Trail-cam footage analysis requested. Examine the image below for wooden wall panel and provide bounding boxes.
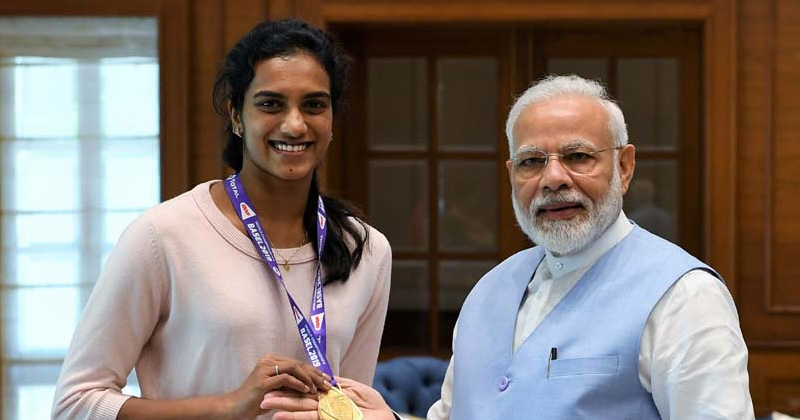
[738,0,800,414]
[322,1,713,22]
[0,0,162,14]
[736,0,768,340]
[705,0,739,294]
[224,0,267,49]
[190,0,226,184]
[736,0,769,332]
[738,0,800,347]
[269,0,322,24]
[770,0,800,312]
[158,0,192,200]
[750,353,800,416]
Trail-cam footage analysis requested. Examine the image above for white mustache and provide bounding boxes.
[531,191,591,214]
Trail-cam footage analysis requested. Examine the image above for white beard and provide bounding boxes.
[512,167,623,256]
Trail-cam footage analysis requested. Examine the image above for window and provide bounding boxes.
[0,18,159,420]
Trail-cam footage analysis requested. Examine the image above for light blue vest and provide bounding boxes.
[451,226,720,420]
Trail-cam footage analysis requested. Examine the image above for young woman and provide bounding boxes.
[52,19,391,420]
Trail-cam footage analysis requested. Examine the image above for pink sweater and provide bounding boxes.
[52,181,392,420]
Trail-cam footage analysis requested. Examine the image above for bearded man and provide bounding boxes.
[262,75,755,420]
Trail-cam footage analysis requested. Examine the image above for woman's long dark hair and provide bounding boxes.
[212,18,367,284]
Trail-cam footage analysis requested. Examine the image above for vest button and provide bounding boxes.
[498,375,509,391]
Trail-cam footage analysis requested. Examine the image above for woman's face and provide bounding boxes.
[233,51,333,183]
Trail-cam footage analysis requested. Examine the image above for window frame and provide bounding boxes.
[0,0,191,411]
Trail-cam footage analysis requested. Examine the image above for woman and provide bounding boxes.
[52,19,391,420]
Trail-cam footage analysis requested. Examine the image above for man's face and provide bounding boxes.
[505,95,635,255]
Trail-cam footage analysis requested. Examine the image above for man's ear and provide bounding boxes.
[618,144,636,195]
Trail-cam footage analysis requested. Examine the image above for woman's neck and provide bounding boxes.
[213,168,313,248]
[241,168,312,248]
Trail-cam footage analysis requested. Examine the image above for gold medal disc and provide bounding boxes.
[318,386,364,420]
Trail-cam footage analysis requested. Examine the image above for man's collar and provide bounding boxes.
[543,211,633,278]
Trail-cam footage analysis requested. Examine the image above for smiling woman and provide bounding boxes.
[231,52,333,184]
[51,19,392,420]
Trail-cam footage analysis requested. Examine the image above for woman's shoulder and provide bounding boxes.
[133,180,218,233]
[345,217,391,257]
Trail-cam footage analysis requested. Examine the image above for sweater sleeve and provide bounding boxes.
[338,228,392,385]
[52,211,169,420]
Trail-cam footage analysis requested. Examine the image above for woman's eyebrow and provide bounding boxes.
[252,90,283,99]
[251,91,331,100]
[304,92,331,100]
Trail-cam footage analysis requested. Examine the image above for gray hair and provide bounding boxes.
[505,75,628,157]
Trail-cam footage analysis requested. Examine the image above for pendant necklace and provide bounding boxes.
[271,232,308,271]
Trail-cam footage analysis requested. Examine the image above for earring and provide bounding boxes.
[330,132,333,142]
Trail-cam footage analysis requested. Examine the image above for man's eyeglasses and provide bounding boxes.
[510,146,622,178]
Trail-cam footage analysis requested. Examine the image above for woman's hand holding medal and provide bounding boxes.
[224,353,332,420]
[225,175,372,420]
[262,377,395,420]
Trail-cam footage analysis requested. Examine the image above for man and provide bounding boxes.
[264,75,755,420]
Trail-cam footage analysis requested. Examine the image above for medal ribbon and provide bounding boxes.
[224,173,335,384]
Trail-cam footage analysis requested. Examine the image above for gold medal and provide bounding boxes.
[318,386,363,420]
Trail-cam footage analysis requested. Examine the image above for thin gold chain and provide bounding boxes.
[271,232,308,271]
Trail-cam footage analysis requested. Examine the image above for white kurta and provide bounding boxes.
[428,212,754,420]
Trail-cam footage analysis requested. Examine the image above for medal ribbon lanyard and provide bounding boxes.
[224,173,335,384]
